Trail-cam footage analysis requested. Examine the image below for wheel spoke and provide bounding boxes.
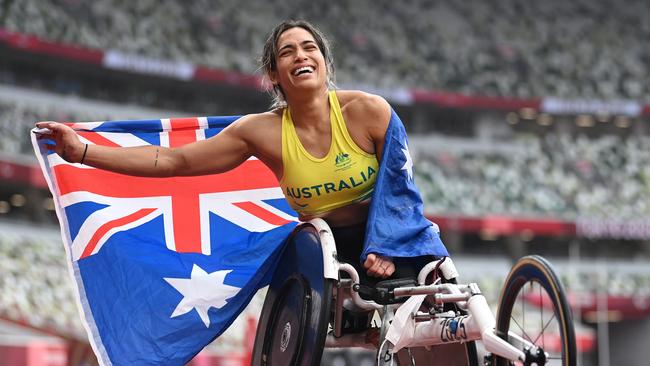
[510,314,535,343]
[533,285,540,349]
[532,312,557,346]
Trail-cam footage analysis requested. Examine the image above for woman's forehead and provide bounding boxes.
[277,27,316,48]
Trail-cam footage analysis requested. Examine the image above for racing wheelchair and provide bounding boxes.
[252,219,576,365]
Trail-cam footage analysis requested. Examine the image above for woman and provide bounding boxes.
[37,20,415,280]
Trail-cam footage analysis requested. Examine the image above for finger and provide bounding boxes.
[369,265,392,279]
[367,267,381,277]
[48,123,66,133]
[366,263,378,276]
[43,123,71,135]
[35,121,55,129]
[367,261,386,277]
[374,257,395,278]
[384,262,395,277]
[369,258,384,274]
[363,253,378,270]
[38,122,66,134]
[33,127,53,135]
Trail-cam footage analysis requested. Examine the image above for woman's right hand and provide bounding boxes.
[364,253,395,279]
[35,121,86,163]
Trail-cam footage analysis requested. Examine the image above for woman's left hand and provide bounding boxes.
[364,253,395,278]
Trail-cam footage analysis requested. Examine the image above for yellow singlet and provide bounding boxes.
[279,91,379,216]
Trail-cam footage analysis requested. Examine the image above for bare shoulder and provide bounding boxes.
[230,110,282,139]
[233,110,281,129]
[336,90,391,126]
[229,110,283,170]
[336,90,392,141]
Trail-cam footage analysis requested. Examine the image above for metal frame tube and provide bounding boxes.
[382,293,528,363]
[338,263,383,310]
[393,283,461,297]
[467,295,526,362]
[319,240,531,363]
[305,218,339,280]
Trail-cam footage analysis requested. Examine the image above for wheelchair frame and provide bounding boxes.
[253,218,575,366]
[307,218,554,365]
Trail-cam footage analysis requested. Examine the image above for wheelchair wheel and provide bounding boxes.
[252,224,334,366]
[493,255,576,366]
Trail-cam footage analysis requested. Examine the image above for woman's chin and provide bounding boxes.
[290,74,323,86]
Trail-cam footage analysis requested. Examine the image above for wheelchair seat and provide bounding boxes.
[354,277,419,305]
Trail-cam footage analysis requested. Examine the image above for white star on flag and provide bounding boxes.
[164,264,240,327]
[401,141,414,180]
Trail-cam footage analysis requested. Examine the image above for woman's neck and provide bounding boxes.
[286,88,330,129]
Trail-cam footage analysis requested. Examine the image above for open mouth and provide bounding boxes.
[293,66,315,76]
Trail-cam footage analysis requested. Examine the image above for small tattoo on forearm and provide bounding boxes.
[154,148,159,167]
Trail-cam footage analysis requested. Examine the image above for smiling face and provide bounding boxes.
[271,27,328,96]
[261,20,336,108]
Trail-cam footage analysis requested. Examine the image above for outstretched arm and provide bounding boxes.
[36,116,254,177]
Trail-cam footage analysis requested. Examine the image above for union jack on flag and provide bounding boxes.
[32,116,298,365]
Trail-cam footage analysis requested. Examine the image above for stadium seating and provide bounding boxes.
[0,85,181,156]
[1,1,649,362]
[2,90,649,220]
[0,226,83,337]
[2,0,649,99]
[413,131,650,219]
[0,100,111,156]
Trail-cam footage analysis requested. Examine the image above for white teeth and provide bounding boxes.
[294,66,314,76]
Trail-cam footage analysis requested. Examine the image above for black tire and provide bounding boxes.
[251,224,334,366]
[494,255,576,366]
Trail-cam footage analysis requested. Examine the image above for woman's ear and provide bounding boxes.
[268,70,279,86]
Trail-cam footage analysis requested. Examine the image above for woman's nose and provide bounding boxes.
[294,48,308,61]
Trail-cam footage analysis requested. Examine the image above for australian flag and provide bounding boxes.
[362,110,449,260]
[32,117,298,365]
[32,111,447,365]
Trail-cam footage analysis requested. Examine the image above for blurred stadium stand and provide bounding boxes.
[1,0,649,365]
[3,0,650,100]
